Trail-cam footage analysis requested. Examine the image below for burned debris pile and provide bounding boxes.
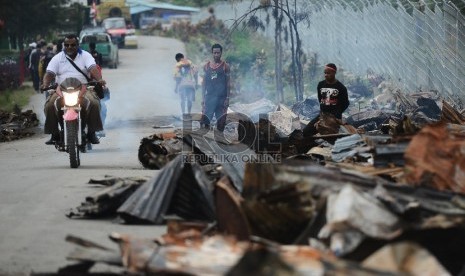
[63,90,465,275]
[0,109,39,142]
[66,176,150,218]
[137,132,182,169]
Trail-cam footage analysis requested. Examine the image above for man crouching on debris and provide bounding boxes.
[303,63,349,137]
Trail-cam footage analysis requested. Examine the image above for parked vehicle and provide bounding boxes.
[124,27,138,49]
[80,32,119,69]
[102,17,127,48]
[79,26,106,39]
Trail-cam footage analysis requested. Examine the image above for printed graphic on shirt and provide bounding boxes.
[320,88,339,106]
[211,71,218,80]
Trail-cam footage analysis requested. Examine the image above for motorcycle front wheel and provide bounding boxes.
[66,119,80,168]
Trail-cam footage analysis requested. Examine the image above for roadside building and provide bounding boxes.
[127,0,199,30]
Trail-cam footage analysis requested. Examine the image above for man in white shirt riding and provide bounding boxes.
[42,33,106,145]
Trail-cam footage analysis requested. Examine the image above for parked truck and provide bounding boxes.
[102,17,127,48]
[79,27,119,68]
[90,0,136,49]
[96,0,130,23]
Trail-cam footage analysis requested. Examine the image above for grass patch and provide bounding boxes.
[0,85,35,112]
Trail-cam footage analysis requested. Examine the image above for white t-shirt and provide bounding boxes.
[46,50,97,85]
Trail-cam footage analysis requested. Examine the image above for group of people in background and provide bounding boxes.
[173,43,231,132]
[25,39,63,94]
[174,44,348,134]
[29,32,348,145]
[24,34,108,145]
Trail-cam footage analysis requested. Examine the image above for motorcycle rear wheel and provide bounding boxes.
[67,120,80,168]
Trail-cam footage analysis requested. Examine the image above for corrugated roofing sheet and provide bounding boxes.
[128,0,200,14]
[130,5,153,14]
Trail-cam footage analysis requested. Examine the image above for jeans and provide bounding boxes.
[201,95,228,131]
[100,88,110,127]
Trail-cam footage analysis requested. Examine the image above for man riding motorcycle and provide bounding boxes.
[41,33,106,145]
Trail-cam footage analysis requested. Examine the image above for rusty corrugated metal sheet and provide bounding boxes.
[405,123,465,193]
[242,162,314,244]
[215,176,251,241]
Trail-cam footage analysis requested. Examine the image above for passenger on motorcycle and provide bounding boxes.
[41,33,106,145]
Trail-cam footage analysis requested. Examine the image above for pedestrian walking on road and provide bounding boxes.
[174,53,198,116]
[200,43,231,131]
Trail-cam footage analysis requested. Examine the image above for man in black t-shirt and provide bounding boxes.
[317,63,349,119]
[303,63,349,137]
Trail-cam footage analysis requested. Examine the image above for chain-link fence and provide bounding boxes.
[203,1,465,103]
[303,0,465,104]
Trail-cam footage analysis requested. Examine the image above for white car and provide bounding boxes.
[124,28,138,49]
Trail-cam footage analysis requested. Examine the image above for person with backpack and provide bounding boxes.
[174,53,198,116]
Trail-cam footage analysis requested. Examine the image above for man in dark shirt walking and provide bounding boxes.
[201,43,231,132]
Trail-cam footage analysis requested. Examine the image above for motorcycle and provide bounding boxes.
[43,79,99,168]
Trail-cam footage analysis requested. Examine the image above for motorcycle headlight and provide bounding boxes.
[63,90,79,106]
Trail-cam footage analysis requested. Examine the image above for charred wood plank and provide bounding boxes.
[65,235,115,251]
[441,100,465,125]
[66,247,122,266]
[66,177,147,218]
[373,142,409,167]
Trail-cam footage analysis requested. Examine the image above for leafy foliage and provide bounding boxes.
[0,0,70,49]
[0,56,21,91]
[0,85,34,112]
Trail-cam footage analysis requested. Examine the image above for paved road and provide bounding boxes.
[0,36,186,274]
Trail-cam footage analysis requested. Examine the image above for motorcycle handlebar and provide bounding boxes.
[40,84,58,93]
[86,81,103,86]
[40,80,103,93]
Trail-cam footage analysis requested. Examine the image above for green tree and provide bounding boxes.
[0,0,69,50]
[229,0,308,103]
